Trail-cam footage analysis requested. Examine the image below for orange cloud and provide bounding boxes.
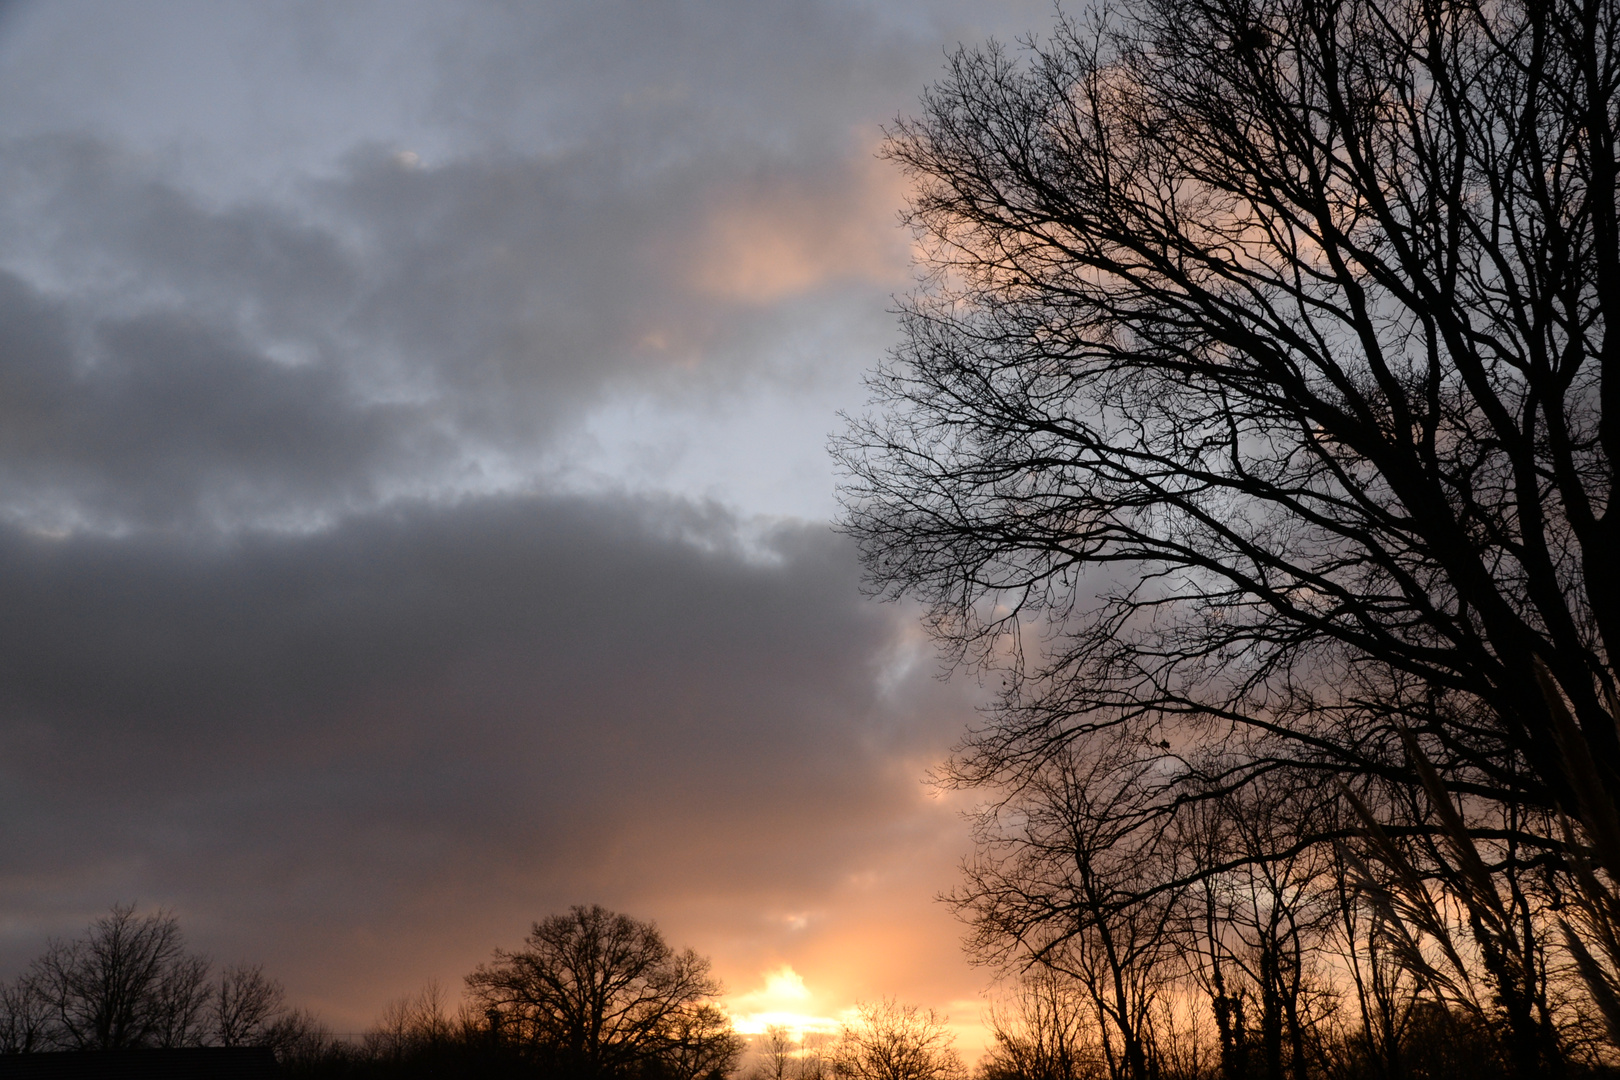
[684,139,912,304]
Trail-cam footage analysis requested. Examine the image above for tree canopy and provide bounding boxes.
[841,0,1618,837]
[836,0,1620,1074]
[465,905,740,1080]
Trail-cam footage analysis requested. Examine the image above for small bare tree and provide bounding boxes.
[981,969,1105,1080]
[831,1000,963,1080]
[261,1008,339,1070]
[755,1024,797,1080]
[465,905,737,1080]
[0,974,51,1054]
[212,963,287,1048]
[30,904,212,1050]
[799,1031,833,1080]
[663,1002,745,1080]
[364,981,457,1060]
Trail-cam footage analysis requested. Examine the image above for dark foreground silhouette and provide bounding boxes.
[0,1048,279,1079]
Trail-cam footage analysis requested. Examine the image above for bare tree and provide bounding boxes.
[0,906,332,1062]
[363,980,462,1062]
[146,950,211,1050]
[212,963,287,1048]
[0,974,51,1055]
[755,1024,798,1080]
[840,0,1620,813]
[980,969,1105,1080]
[956,743,1187,1079]
[29,904,212,1050]
[1182,783,1343,1080]
[831,1000,963,1080]
[465,905,736,1080]
[836,0,1620,1070]
[799,1031,834,1080]
[662,1003,745,1080]
[261,1008,340,1070]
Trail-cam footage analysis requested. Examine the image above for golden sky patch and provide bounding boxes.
[686,141,911,304]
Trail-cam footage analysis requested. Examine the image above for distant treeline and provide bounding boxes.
[7,899,1586,1080]
[0,905,969,1080]
[0,904,322,1059]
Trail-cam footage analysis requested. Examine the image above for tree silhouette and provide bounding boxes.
[835,0,1620,1070]
[831,1000,962,1080]
[29,904,211,1050]
[465,905,739,1080]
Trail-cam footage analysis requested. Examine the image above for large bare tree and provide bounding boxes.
[836,0,1620,1072]
[26,904,212,1051]
[465,905,739,1080]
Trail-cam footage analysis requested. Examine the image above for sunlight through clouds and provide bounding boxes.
[0,0,1051,1047]
[726,965,844,1037]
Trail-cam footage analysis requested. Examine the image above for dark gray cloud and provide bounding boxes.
[0,0,1059,1041]
[0,493,978,1024]
[0,261,431,531]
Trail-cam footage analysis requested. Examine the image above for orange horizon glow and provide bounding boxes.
[726,964,845,1038]
[722,964,995,1063]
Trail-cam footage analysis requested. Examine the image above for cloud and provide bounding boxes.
[0,0,1058,537]
[0,122,912,532]
[0,0,1068,1042]
[682,145,912,304]
[0,264,433,533]
[0,493,981,1026]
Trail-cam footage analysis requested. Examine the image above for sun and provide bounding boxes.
[725,965,844,1038]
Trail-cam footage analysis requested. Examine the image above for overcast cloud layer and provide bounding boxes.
[0,0,1052,1043]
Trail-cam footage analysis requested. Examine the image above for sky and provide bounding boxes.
[0,0,1059,1054]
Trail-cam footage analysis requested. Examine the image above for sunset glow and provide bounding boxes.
[726,966,844,1037]
[0,0,1049,1058]
[0,1,1603,1077]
